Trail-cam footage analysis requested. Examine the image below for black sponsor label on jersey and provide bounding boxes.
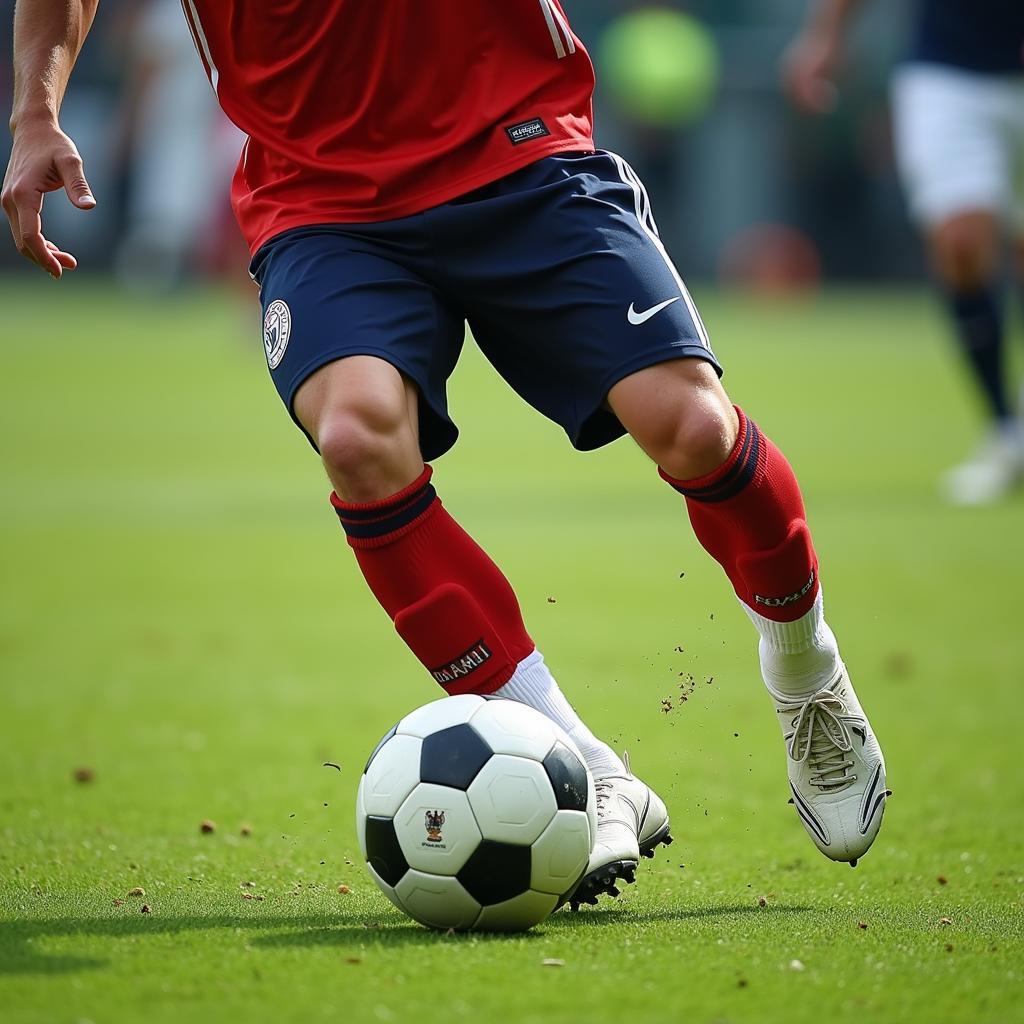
[505,118,551,145]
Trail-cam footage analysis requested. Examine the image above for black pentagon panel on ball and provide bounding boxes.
[456,840,532,906]
[543,742,589,811]
[419,723,492,790]
[364,815,408,887]
[363,724,398,773]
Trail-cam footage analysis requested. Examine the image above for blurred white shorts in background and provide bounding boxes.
[891,62,1024,232]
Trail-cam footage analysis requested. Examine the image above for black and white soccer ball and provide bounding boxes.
[356,694,597,931]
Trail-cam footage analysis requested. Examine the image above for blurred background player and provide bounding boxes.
[112,0,244,292]
[785,0,1024,505]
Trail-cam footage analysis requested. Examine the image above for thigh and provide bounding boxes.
[891,64,1013,227]
[433,151,721,452]
[251,225,466,460]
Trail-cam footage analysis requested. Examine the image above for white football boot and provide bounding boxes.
[941,423,1024,506]
[770,664,887,865]
[568,753,672,909]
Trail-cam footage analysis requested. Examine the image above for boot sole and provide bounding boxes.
[566,823,674,911]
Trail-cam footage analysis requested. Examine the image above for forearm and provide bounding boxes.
[10,0,99,132]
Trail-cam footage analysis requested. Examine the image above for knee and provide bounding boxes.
[610,360,739,479]
[930,218,997,290]
[646,399,739,482]
[316,397,417,498]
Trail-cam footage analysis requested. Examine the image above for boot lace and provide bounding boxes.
[782,689,860,792]
[594,751,632,818]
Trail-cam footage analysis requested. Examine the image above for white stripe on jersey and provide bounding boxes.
[545,0,577,55]
[608,152,711,351]
[181,0,219,91]
[538,0,575,58]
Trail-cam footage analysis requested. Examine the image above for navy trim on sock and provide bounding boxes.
[335,483,437,539]
[335,480,431,522]
[669,421,761,504]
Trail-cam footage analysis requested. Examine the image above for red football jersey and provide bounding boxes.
[179,0,596,253]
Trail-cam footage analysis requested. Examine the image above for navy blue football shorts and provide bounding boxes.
[250,151,721,460]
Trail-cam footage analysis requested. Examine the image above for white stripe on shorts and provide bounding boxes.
[618,159,657,238]
[608,152,711,350]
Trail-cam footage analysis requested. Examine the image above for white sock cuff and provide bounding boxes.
[496,651,625,777]
[513,648,546,678]
[742,591,826,654]
[497,650,578,734]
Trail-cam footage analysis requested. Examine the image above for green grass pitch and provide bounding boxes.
[1,280,1022,1023]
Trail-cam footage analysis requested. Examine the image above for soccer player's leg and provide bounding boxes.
[450,150,884,869]
[299,358,631,785]
[892,63,1024,503]
[609,360,886,865]
[1012,125,1024,418]
[926,211,1024,503]
[254,227,627,793]
[297,355,528,691]
[1017,232,1024,370]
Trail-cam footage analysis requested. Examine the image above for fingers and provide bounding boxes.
[56,153,96,209]
[2,186,83,277]
[45,239,78,270]
[2,127,93,276]
[6,187,63,277]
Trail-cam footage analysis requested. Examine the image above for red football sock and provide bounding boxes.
[661,407,819,622]
[331,466,534,694]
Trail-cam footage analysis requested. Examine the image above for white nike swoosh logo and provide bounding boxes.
[627,296,680,325]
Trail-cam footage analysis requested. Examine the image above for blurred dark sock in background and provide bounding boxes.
[946,286,1010,422]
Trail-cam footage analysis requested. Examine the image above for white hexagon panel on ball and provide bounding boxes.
[360,733,423,818]
[393,783,482,874]
[530,809,592,897]
[394,870,482,930]
[469,697,562,762]
[474,888,559,931]
[396,694,485,738]
[466,754,557,845]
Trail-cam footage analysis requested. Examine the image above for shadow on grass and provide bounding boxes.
[0,913,399,974]
[0,903,812,974]
[255,902,813,951]
[545,903,812,929]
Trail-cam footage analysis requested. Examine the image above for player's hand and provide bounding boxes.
[2,116,95,278]
[781,32,842,115]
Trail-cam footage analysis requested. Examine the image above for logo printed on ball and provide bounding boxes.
[263,299,291,369]
[424,809,446,846]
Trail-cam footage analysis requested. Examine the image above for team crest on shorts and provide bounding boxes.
[263,299,291,370]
